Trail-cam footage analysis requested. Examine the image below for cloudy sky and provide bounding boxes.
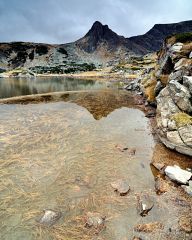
[0,0,191,44]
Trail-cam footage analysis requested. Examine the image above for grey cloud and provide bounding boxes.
[0,0,191,43]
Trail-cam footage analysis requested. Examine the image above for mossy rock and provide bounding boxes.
[171,113,192,127]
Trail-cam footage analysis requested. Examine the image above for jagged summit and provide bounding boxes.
[76,21,124,53]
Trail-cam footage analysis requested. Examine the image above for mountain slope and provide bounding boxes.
[128,20,192,53]
[0,20,191,70]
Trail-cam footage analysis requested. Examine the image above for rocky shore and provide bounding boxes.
[125,33,192,157]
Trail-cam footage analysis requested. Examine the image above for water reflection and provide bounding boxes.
[1,90,191,239]
[0,76,108,99]
[0,91,155,240]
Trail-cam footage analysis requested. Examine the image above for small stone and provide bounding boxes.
[138,194,154,217]
[128,148,136,155]
[155,177,169,194]
[85,212,105,229]
[179,216,192,233]
[38,209,61,227]
[165,165,192,184]
[152,162,165,171]
[111,179,130,196]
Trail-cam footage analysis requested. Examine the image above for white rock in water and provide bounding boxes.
[165,165,192,184]
[38,209,61,227]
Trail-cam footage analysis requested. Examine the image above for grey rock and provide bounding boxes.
[174,58,189,71]
[154,81,164,96]
[167,119,177,130]
[124,79,140,91]
[183,75,192,94]
[189,51,192,59]
[170,42,183,53]
[166,131,183,145]
[138,194,154,217]
[156,55,174,77]
[38,209,61,227]
[168,80,192,113]
[158,134,192,156]
[111,179,130,196]
[165,165,192,184]
[169,69,188,82]
[178,125,192,147]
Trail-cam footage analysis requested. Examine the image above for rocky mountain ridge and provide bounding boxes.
[0,20,191,71]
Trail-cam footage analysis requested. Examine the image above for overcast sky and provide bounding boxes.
[0,0,191,44]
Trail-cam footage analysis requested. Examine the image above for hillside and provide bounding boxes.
[0,20,191,72]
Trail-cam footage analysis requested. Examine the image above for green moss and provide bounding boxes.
[172,113,192,127]
[175,32,192,43]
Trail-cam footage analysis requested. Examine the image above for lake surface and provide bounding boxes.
[0,78,192,240]
[0,77,109,99]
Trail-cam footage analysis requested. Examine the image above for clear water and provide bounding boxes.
[0,87,191,240]
[0,90,156,239]
[0,76,108,99]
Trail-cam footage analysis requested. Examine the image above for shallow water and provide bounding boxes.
[0,76,108,99]
[0,89,191,240]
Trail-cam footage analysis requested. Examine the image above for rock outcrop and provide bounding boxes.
[155,33,192,156]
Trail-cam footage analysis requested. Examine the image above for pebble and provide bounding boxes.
[85,212,105,229]
[38,209,61,227]
[111,179,130,196]
[138,194,154,216]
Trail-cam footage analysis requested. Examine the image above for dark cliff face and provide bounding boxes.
[128,20,192,53]
[76,21,125,53]
[76,20,192,55]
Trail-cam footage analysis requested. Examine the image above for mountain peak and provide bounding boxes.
[92,21,103,27]
[76,21,122,53]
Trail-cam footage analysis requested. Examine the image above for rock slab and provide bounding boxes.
[165,165,192,184]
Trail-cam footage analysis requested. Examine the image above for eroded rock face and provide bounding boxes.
[168,80,192,113]
[155,37,192,156]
